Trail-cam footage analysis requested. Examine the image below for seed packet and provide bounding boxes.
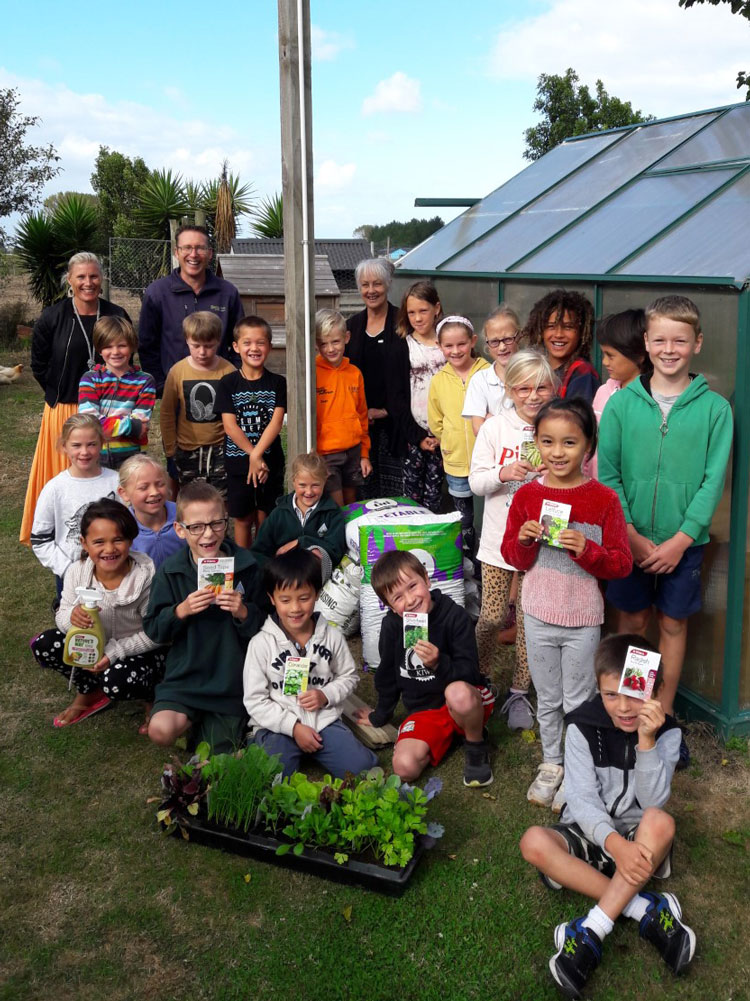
[539,499,572,548]
[619,645,661,700]
[197,557,235,594]
[521,432,542,469]
[403,611,428,649]
[283,657,310,696]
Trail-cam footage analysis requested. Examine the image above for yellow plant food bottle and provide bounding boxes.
[63,588,106,669]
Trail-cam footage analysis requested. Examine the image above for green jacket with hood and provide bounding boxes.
[598,374,732,546]
[144,539,263,715]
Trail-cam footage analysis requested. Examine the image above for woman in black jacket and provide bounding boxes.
[20,252,129,545]
[345,258,410,498]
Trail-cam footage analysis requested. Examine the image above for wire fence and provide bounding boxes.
[108,237,172,296]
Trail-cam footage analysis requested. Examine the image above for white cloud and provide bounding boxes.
[362,72,422,115]
[487,0,746,114]
[316,159,356,190]
[311,25,354,61]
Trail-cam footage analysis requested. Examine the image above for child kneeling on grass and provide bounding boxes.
[243,548,377,778]
[520,633,694,1000]
[144,480,263,753]
[354,550,495,788]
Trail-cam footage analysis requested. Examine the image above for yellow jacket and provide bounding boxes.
[427,357,490,475]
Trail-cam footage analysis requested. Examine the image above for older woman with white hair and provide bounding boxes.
[20,252,130,546]
[345,257,407,497]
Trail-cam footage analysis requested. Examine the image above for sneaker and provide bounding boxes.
[653,843,673,880]
[499,690,535,731]
[463,739,493,787]
[675,735,690,772]
[638,892,696,974]
[549,917,602,999]
[527,763,564,807]
[551,779,566,815]
[539,870,563,891]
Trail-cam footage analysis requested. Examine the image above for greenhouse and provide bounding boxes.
[394,101,750,736]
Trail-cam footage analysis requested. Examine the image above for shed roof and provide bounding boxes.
[216,254,339,296]
[397,102,750,288]
[230,238,370,273]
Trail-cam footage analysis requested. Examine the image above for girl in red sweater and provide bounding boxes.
[501,398,632,809]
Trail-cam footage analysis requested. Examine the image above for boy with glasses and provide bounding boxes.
[144,480,263,752]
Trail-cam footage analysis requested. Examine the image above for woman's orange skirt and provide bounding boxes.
[19,402,76,545]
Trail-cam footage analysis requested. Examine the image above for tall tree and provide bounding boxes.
[353,216,443,249]
[523,69,654,161]
[678,0,750,98]
[90,146,151,245]
[0,88,60,220]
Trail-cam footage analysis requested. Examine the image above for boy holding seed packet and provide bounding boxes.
[520,633,693,999]
[243,549,377,778]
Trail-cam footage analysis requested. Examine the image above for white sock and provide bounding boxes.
[510,687,527,695]
[582,905,614,941]
[622,893,649,922]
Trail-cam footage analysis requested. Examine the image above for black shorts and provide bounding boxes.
[226,469,284,518]
[550,821,672,879]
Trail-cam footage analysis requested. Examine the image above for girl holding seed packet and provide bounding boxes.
[501,397,632,809]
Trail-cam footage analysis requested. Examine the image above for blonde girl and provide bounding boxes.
[30,414,120,599]
[462,304,521,435]
[427,315,489,555]
[118,454,186,568]
[469,349,556,730]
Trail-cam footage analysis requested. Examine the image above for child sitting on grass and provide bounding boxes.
[354,550,494,788]
[251,451,346,582]
[144,480,263,753]
[243,549,377,778]
[520,633,694,1000]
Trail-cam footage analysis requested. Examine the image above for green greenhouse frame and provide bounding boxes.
[394,101,750,737]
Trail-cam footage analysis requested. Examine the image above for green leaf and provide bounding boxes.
[275,843,291,856]
[293,842,305,856]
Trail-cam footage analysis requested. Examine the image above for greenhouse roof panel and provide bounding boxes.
[519,168,741,275]
[618,170,750,281]
[655,105,750,170]
[441,115,715,273]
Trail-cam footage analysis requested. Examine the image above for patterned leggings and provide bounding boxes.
[475,564,531,690]
[402,442,444,513]
[31,628,166,700]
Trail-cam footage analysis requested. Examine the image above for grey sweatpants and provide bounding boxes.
[524,613,599,765]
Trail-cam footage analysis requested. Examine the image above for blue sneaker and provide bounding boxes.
[638,892,696,974]
[549,917,602,999]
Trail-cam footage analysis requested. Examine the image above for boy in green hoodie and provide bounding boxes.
[144,480,263,752]
[598,296,732,760]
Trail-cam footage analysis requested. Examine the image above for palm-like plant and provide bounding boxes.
[16,194,99,307]
[136,168,189,240]
[213,161,235,255]
[252,192,284,238]
[202,170,255,221]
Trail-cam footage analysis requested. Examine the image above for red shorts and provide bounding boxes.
[396,686,495,766]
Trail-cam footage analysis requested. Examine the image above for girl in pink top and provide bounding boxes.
[469,349,556,731]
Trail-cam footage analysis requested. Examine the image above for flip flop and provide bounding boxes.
[53,694,111,728]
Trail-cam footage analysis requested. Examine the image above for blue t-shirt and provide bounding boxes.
[215,369,287,476]
[130,500,186,569]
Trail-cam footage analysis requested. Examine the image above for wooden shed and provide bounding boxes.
[216,253,339,373]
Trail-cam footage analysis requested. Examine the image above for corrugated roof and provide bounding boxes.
[231,238,370,273]
[397,102,750,287]
[216,254,339,296]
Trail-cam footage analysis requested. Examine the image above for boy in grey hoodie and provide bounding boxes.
[243,549,376,778]
[520,634,695,1000]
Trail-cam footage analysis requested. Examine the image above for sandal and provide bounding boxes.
[53,694,111,728]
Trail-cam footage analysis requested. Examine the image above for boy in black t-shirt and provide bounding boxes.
[355,550,494,788]
[215,316,287,548]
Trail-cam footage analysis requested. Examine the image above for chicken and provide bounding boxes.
[0,364,23,385]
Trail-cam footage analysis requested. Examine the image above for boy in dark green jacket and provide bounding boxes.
[598,296,732,757]
[252,451,346,581]
[144,480,263,752]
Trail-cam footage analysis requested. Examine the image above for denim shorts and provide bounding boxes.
[607,544,704,620]
[445,473,472,498]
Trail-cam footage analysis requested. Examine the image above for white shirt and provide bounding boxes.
[461,363,506,419]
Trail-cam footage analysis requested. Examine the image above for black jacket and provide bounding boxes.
[346,303,423,456]
[31,297,130,407]
[370,589,486,726]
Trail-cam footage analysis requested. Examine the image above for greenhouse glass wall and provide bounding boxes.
[393,102,750,736]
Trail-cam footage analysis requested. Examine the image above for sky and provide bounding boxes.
[1,0,748,241]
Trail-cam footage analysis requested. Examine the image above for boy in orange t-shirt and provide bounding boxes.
[315,309,371,505]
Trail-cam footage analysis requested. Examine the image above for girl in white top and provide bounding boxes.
[469,350,557,730]
[30,414,119,597]
[462,304,521,436]
[398,281,446,514]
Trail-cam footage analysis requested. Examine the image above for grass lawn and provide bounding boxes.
[1,347,748,1001]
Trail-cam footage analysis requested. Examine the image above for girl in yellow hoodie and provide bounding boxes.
[428,316,489,556]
